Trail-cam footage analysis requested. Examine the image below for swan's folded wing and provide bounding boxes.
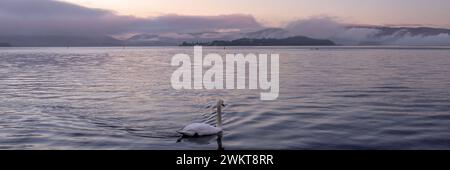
[179,123,222,136]
[177,130,196,136]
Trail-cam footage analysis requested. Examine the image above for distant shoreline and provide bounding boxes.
[180,36,335,46]
[0,42,11,47]
[1,46,450,50]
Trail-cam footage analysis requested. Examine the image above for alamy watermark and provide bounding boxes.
[171,46,279,100]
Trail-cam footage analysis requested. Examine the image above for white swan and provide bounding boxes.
[178,100,225,137]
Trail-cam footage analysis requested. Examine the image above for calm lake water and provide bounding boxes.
[1,47,450,150]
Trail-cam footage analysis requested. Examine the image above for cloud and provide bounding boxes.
[286,16,347,39]
[0,0,138,35]
[284,17,450,45]
[285,17,380,45]
[1,0,448,45]
[0,0,262,36]
[386,33,450,46]
[134,14,262,34]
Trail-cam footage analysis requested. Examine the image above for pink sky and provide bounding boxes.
[61,0,450,28]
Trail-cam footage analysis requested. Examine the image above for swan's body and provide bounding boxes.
[178,123,222,136]
[178,100,224,137]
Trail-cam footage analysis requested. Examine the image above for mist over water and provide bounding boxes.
[0,47,450,149]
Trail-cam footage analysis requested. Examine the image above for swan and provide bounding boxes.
[178,100,225,137]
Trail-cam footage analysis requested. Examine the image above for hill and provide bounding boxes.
[181,36,336,46]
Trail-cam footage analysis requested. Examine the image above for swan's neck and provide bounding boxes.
[216,105,222,128]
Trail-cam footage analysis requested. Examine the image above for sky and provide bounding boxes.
[60,0,450,27]
[0,0,449,41]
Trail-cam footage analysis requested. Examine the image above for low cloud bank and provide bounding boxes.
[0,0,262,36]
[284,17,450,45]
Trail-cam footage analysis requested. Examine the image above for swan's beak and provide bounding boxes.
[216,99,225,108]
[212,104,225,109]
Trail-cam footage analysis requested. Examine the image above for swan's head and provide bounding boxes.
[217,99,225,108]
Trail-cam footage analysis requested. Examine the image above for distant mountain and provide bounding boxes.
[0,35,123,47]
[1,26,448,47]
[244,26,450,46]
[125,34,180,46]
[0,42,11,47]
[243,28,292,39]
[124,32,239,46]
[96,25,450,46]
[181,36,335,46]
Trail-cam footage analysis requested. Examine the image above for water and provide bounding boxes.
[1,47,450,150]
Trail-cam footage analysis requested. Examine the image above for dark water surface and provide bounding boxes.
[0,47,450,149]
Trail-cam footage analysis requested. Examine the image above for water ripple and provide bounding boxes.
[1,47,450,149]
